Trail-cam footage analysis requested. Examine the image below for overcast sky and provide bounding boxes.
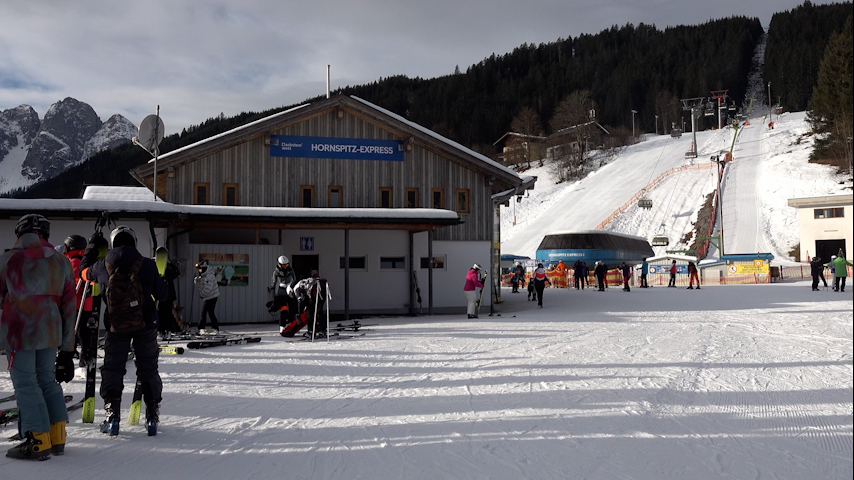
[0,0,841,135]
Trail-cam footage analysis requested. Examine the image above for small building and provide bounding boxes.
[644,254,697,286]
[787,194,853,262]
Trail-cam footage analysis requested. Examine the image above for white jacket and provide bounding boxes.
[194,269,220,300]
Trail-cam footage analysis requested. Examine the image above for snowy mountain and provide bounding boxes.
[0,98,136,195]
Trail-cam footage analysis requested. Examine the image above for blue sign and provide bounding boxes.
[299,237,314,251]
[270,135,403,161]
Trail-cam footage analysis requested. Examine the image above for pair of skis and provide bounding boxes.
[1,395,76,426]
[186,336,262,349]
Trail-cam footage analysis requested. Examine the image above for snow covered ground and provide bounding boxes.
[2,282,851,479]
[1,112,852,479]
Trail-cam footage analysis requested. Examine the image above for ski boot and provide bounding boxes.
[100,399,120,436]
[49,421,66,455]
[6,431,51,461]
[145,403,159,436]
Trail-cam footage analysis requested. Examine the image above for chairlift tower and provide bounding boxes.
[681,97,704,159]
[710,90,729,130]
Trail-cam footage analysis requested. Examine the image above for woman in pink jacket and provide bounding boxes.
[463,263,485,318]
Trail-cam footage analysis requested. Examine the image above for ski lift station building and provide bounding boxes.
[0,94,536,322]
[787,194,853,262]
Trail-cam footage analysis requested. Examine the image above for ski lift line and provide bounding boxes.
[594,162,714,231]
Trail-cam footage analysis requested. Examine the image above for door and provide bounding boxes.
[292,254,319,281]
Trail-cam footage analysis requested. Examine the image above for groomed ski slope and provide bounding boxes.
[2,282,851,479]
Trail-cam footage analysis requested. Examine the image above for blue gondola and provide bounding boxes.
[535,231,654,266]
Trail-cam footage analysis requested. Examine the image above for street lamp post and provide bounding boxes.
[767,82,772,126]
[654,114,659,135]
[631,109,637,143]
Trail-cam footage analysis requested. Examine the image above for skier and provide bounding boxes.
[510,262,524,293]
[809,256,827,291]
[594,261,608,291]
[62,235,95,364]
[668,260,678,287]
[194,260,220,333]
[639,258,649,288]
[826,255,853,292]
[527,270,537,301]
[572,259,584,289]
[1,214,77,460]
[79,225,167,437]
[157,259,182,334]
[687,261,700,289]
[463,263,485,318]
[268,255,297,335]
[295,270,330,336]
[619,262,632,291]
[582,261,591,288]
[532,262,551,308]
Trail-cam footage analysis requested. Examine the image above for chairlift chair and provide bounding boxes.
[638,190,653,209]
[651,224,670,247]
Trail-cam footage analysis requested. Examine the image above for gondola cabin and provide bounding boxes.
[535,231,654,266]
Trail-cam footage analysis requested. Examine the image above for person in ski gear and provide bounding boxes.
[532,263,551,308]
[62,234,96,365]
[668,260,677,287]
[280,270,330,337]
[194,260,220,333]
[157,259,182,334]
[594,261,608,291]
[826,255,852,292]
[572,259,584,289]
[619,262,632,291]
[527,270,537,301]
[687,261,700,289]
[463,263,485,318]
[80,225,167,437]
[639,258,649,288]
[268,255,297,335]
[810,256,827,291]
[510,262,524,293]
[1,214,77,460]
[582,261,591,288]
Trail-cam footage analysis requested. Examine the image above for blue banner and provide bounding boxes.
[270,135,403,161]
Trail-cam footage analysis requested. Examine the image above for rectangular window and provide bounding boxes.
[223,183,238,206]
[420,256,446,269]
[431,189,445,209]
[379,187,393,208]
[814,208,845,219]
[405,188,419,208]
[380,256,406,269]
[339,256,367,270]
[301,185,314,208]
[194,183,209,205]
[456,188,470,214]
[328,186,343,208]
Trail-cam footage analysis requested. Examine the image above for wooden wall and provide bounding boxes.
[167,110,492,241]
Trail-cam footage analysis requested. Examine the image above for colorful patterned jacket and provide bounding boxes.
[0,233,76,351]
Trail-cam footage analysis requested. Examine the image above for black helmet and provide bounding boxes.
[64,234,87,252]
[15,214,50,240]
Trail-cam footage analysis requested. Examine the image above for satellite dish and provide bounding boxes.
[135,114,165,155]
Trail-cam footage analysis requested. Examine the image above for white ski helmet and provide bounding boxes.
[472,263,482,270]
[278,255,289,266]
[110,225,137,248]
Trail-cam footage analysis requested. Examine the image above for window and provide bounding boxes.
[339,256,367,270]
[456,188,470,214]
[379,187,393,208]
[420,256,446,269]
[194,183,209,205]
[814,208,844,219]
[380,256,406,269]
[301,185,314,208]
[405,188,419,208]
[431,189,444,209]
[223,183,238,206]
[328,186,343,208]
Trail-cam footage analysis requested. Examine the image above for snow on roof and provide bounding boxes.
[0,196,460,222]
[82,185,165,202]
[646,254,698,262]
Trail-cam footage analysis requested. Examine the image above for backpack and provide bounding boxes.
[105,257,146,334]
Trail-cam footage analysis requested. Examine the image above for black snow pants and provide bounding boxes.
[101,326,162,407]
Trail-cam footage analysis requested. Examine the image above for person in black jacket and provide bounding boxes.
[594,261,608,291]
[80,226,167,437]
[810,256,827,291]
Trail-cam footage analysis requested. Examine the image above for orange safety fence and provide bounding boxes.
[501,269,627,288]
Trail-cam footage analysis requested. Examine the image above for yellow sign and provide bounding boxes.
[728,260,768,275]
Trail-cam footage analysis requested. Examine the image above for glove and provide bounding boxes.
[55,351,75,383]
